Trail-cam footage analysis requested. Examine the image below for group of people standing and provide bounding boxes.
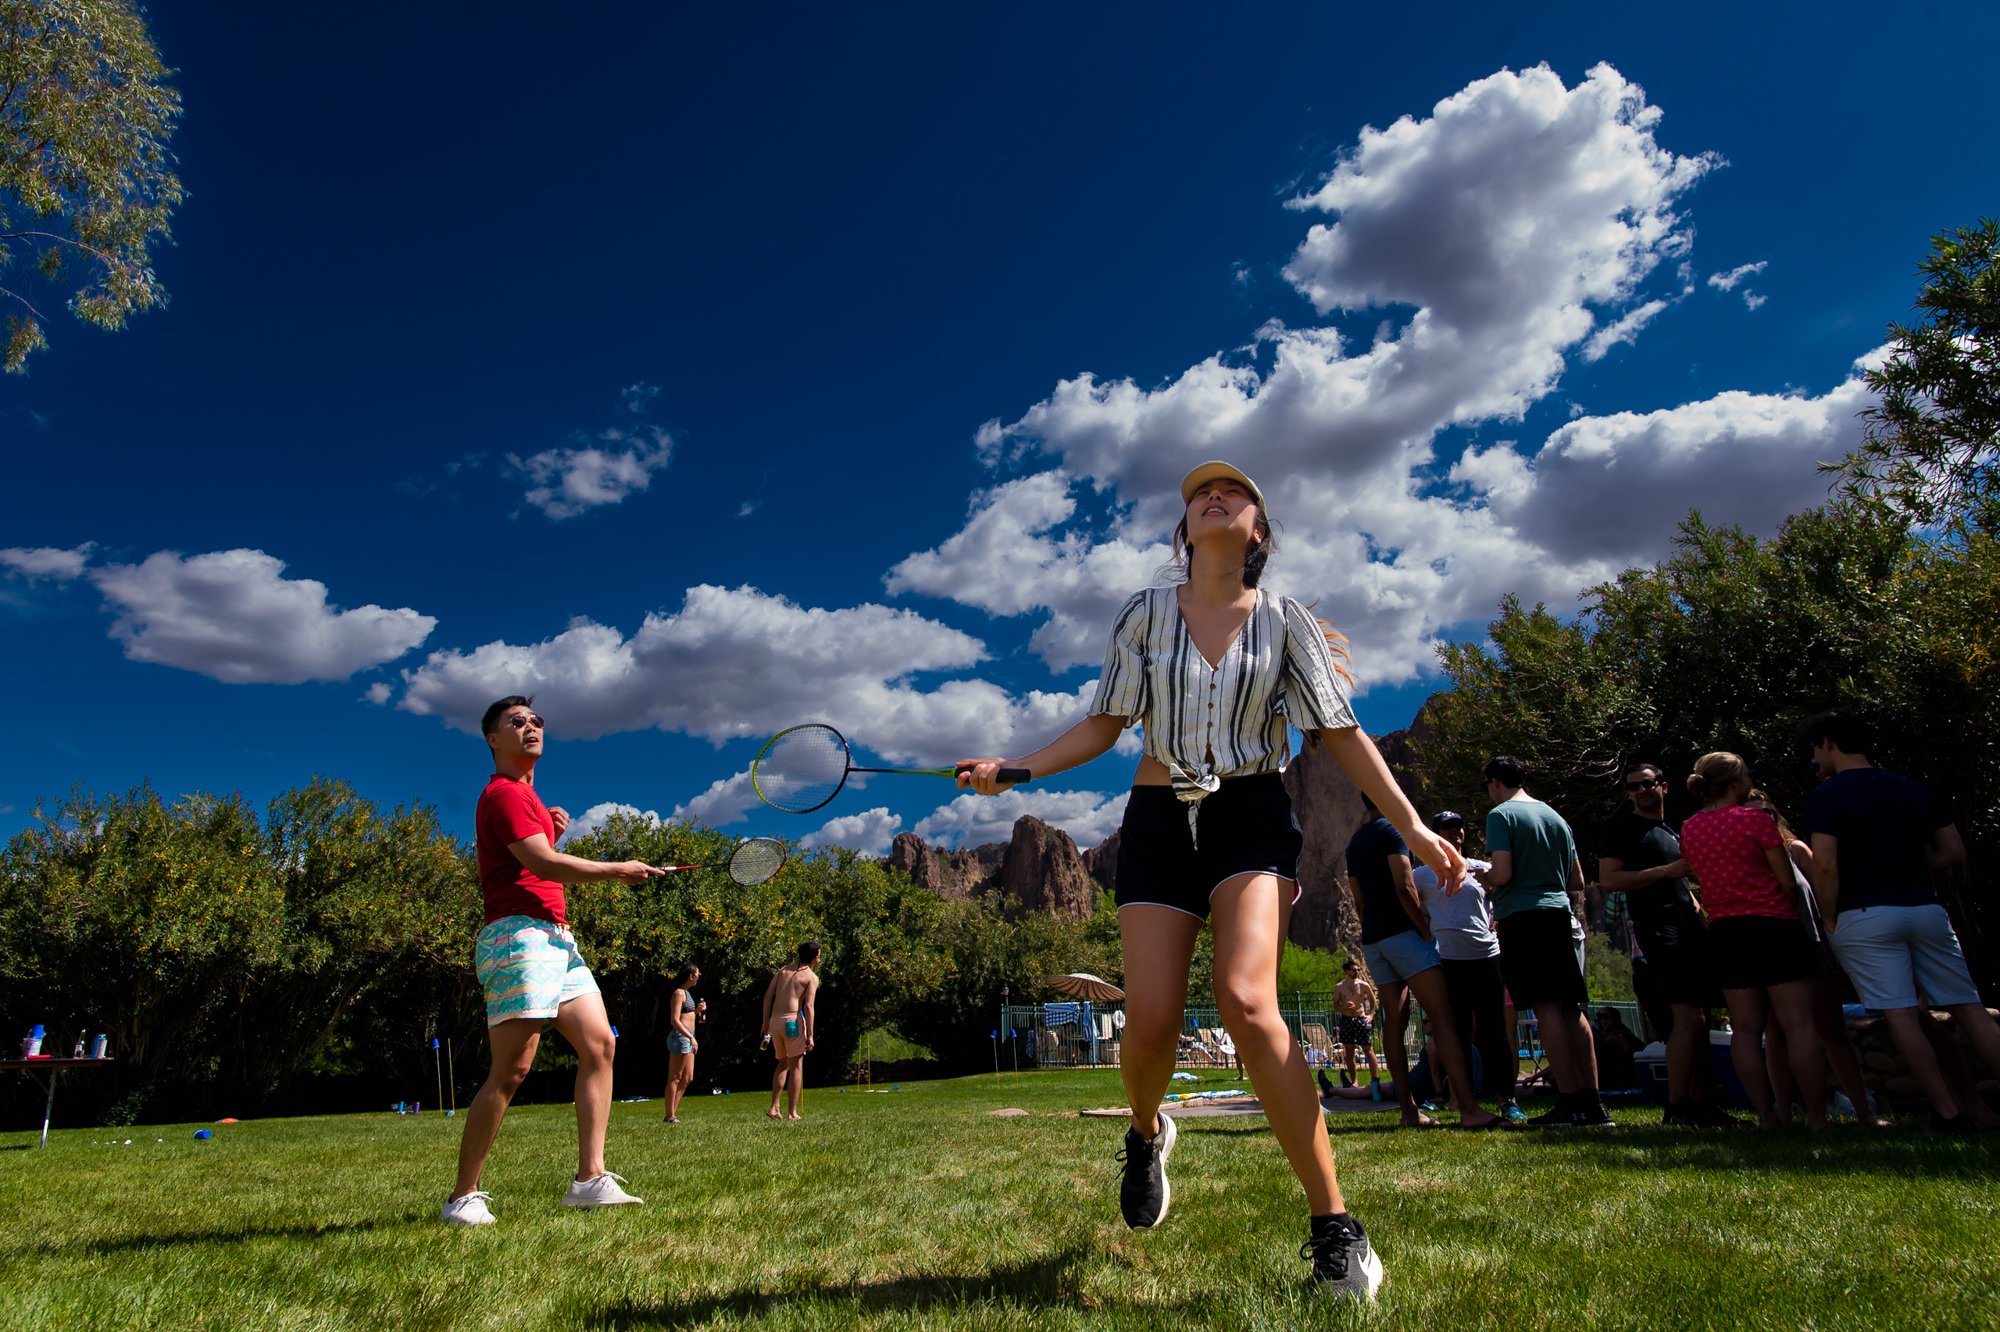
[1337,713,1997,1139]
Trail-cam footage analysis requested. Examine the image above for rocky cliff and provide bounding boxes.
[887,815,1097,919]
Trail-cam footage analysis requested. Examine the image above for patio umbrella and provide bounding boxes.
[1043,973,1125,1002]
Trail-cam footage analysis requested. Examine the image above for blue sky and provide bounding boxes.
[4,4,1995,854]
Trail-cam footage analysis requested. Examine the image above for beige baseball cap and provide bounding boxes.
[1179,460,1266,508]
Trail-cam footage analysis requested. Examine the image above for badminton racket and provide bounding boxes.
[654,837,787,886]
[751,722,1030,815]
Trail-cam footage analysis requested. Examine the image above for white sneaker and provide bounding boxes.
[441,1191,496,1226]
[561,1171,643,1208]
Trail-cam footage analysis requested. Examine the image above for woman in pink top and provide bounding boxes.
[1680,752,1829,1130]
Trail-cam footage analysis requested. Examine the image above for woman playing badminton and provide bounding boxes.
[957,461,1466,1301]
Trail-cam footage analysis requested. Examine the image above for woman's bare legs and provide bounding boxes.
[1116,904,1201,1138]
[1213,873,1344,1216]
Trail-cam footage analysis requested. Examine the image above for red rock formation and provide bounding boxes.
[1000,815,1095,919]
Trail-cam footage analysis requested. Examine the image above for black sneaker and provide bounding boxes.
[1115,1112,1176,1229]
[1566,1100,1616,1129]
[1684,1100,1748,1129]
[1302,1217,1385,1300]
[1527,1099,1572,1128]
[1316,1068,1338,1098]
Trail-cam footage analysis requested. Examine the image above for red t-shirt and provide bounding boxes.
[1679,804,1794,920]
[475,774,566,925]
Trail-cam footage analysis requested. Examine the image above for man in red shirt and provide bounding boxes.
[442,695,664,1226]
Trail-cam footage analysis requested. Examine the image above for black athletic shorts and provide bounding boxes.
[1634,913,1723,1008]
[1337,1014,1372,1047]
[1495,907,1589,1008]
[1113,773,1302,921]
[1708,915,1821,991]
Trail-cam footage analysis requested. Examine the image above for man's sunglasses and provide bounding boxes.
[505,714,547,731]
[1624,778,1665,791]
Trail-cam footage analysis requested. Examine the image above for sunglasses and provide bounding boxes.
[505,714,547,731]
[1624,779,1664,791]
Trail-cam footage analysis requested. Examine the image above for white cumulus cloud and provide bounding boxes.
[670,770,760,827]
[802,807,903,855]
[398,582,1098,764]
[884,64,1869,694]
[912,788,1126,850]
[0,543,93,581]
[89,550,437,684]
[566,801,664,840]
[511,424,673,521]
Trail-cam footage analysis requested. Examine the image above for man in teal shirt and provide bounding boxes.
[1476,755,1609,1129]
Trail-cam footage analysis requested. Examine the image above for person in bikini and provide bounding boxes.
[761,941,820,1120]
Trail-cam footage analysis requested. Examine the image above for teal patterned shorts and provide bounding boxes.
[475,915,599,1027]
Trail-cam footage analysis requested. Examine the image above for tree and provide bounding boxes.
[1834,218,2000,536]
[1416,502,2000,990]
[0,0,183,371]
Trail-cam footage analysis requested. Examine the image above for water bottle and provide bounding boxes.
[90,1034,109,1059]
[22,1025,44,1057]
[71,1036,86,1058]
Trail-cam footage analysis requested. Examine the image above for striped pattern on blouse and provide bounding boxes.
[1087,585,1358,792]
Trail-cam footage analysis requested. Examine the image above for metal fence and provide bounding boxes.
[994,994,1648,1073]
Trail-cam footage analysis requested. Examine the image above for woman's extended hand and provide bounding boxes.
[955,758,1020,796]
[1407,827,1469,894]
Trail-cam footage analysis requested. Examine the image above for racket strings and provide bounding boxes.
[729,838,786,885]
[752,724,850,814]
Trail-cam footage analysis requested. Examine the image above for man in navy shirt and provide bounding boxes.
[1344,793,1500,1129]
[1803,710,2000,1130]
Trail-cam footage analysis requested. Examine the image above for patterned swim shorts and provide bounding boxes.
[474,915,599,1027]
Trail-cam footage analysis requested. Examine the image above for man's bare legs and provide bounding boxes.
[1116,905,1201,1139]
[1532,1002,1599,1095]
[1397,968,1498,1126]
[1376,981,1427,1126]
[551,992,619,1179]
[452,1017,541,1200]
[1664,1002,1707,1104]
[1212,875,1345,1216]
[768,1055,805,1119]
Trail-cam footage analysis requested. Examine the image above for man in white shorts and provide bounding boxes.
[1803,710,2000,1131]
[442,695,665,1225]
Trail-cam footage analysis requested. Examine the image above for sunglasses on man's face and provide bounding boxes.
[505,714,547,731]
[1624,779,1664,791]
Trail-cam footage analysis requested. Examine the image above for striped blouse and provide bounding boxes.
[1088,585,1358,798]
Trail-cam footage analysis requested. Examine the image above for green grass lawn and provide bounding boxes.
[4,1070,1996,1330]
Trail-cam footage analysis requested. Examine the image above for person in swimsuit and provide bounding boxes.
[663,963,703,1124]
[441,695,664,1226]
[761,941,820,1120]
[957,460,1466,1300]
[1333,960,1382,1094]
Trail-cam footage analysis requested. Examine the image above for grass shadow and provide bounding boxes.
[1503,1124,2000,1177]
[585,1246,1184,1328]
[25,1212,426,1258]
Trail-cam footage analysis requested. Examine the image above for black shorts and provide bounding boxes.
[1113,774,1302,921]
[1495,908,1588,1008]
[1337,1014,1372,1047]
[1708,915,1821,991]
[1634,914,1722,1008]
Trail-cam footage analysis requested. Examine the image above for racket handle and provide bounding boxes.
[953,764,1032,784]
